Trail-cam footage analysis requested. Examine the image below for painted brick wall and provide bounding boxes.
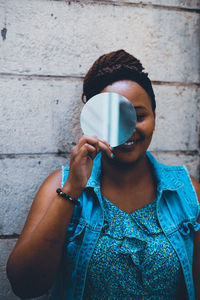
[0,0,199,299]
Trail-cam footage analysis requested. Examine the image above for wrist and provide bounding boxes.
[62,181,83,200]
[56,188,80,206]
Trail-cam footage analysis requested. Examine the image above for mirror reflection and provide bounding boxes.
[80,92,137,147]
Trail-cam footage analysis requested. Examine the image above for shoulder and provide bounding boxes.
[42,169,62,189]
[32,168,63,210]
[33,168,64,202]
[150,153,200,207]
[32,168,63,198]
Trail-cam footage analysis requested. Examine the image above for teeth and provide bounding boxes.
[124,141,135,146]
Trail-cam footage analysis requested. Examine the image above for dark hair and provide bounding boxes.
[82,49,156,111]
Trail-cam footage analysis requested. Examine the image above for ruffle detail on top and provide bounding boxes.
[101,197,162,266]
[119,237,146,266]
[130,200,162,235]
[102,196,161,239]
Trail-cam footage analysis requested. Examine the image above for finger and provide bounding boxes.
[95,137,111,150]
[80,136,112,158]
[97,140,112,158]
[70,145,80,162]
[76,135,113,158]
[76,143,98,162]
[77,135,99,153]
[89,136,112,158]
[71,136,99,161]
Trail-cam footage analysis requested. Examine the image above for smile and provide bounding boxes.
[123,140,135,146]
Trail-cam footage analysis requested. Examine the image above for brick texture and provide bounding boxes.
[0,0,199,298]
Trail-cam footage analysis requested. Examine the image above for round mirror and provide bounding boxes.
[80,92,137,147]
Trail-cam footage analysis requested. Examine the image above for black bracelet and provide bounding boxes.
[56,188,80,206]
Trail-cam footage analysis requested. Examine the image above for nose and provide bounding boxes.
[129,127,137,140]
[132,124,138,138]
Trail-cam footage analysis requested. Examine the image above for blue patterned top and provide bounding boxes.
[84,196,183,299]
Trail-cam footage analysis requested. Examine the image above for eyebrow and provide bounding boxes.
[134,106,148,111]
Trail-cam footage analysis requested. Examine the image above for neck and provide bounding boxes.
[101,152,152,188]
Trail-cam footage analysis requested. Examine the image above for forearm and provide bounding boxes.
[7,189,78,298]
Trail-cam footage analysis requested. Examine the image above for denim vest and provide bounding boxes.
[50,152,200,300]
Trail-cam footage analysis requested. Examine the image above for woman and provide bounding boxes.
[7,50,200,299]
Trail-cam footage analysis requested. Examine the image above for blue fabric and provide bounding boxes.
[84,197,182,299]
[50,151,200,300]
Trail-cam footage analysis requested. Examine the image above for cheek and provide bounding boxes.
[147,119,155,133]
[137,118,155,137]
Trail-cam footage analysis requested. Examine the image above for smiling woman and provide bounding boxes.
[6,50,200,300]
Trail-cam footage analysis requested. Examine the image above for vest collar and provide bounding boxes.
[86,151,183,191]
[146,152,183,191]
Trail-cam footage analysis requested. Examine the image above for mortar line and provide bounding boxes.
[0,72,83,81]
[0,234,19,239]
[0,150,199,159]
[153,81,200,88]
[0,73,199,87]
[0,151,71,158]
[54,0,200,13]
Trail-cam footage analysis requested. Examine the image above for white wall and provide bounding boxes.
[0,0,199,298]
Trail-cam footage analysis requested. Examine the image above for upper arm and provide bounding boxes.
[17,169,62,243]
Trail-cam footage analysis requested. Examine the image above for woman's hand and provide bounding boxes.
[65,135,112,196]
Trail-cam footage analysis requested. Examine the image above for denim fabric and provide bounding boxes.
[50,152,200,300]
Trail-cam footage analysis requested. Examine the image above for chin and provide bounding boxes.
[114,139,152,163]
[110,150,147,168]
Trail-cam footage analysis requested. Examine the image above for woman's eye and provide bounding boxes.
[137,115,145,121]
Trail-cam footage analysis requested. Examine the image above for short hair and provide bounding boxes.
[82,49,156,111]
